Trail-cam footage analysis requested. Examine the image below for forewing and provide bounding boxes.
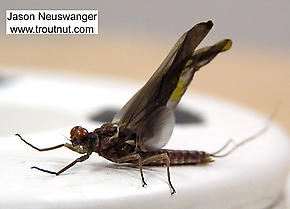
[167,39,232,109]
[139,39,232,150]
[113,21,213,134]
[112,29,187,124]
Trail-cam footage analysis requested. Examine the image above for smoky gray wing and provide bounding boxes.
[139,106,175,150]
[112,21,213,134]
[112,26,188,124]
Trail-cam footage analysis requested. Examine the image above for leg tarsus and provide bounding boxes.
[140,152,176,194]
[142,181,147,187]
[114,153,148,188]
[166,164,176,195]
[164,154,176,195]
[138,155,147,187]
[31,154,90,176]
[31,166,58,175]
[15,133,65,152]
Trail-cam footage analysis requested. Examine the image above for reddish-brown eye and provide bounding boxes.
[70,126,81,137]
[74,127,89,140]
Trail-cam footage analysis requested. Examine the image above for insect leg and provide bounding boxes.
[138,156,147,187]
[114,153,147,187]
[15,134,65,151]
[32,154,90,175]
[16,133,86,154]
[114,153,140,163]
[115,152,176,193]
[141,153,176,194]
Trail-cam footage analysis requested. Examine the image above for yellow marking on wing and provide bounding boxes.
[170,76,185,101]
[186,59,193,66]
[169,63,192,101]
[221,39,232,52]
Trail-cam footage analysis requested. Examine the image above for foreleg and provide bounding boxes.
[32,154,90,175]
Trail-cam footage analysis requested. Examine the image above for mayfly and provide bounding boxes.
[16,20,260,194]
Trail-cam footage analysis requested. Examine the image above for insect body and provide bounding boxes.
[17,20,235,194]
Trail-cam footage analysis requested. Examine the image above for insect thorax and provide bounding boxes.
[93,123,137,162]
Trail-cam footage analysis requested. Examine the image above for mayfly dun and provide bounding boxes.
[16,20,264,194]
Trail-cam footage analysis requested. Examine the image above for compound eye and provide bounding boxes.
[70,126,81,137]
[75,128,89,140]
[70,126,89,140]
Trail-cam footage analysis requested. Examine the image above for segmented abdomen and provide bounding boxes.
[143,149,213,166]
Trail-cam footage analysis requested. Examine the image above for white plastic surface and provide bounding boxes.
[0,70,289,209]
